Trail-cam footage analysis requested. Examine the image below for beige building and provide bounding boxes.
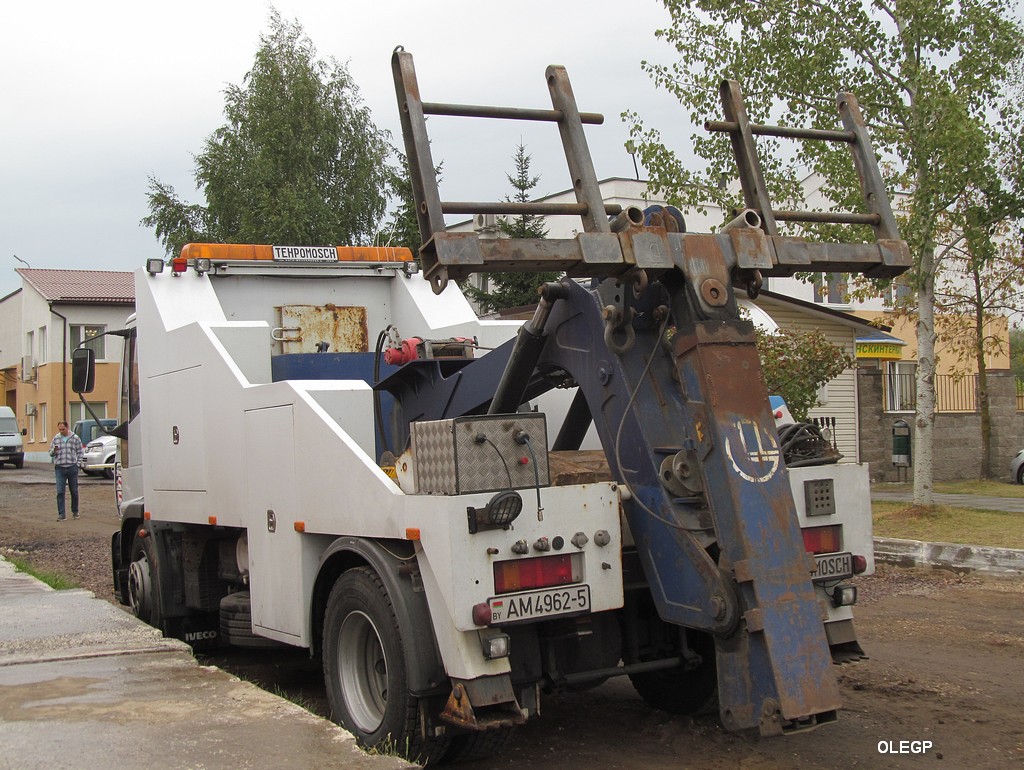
[0,269,134,462]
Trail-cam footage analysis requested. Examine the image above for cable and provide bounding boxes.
[373,325,397,456]
[611,310,692,532]
[476,434,514,489]
[520,435,544,521]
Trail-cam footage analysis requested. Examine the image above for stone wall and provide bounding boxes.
[857,368,1023,483]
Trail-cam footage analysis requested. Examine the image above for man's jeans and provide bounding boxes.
[55,464,79,520]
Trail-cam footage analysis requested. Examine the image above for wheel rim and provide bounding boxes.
[337,610,388,733]
[128,552,151,620]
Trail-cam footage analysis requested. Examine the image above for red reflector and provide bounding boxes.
[774,410,783,419]
[802,524,842,555]
[472,602,492,626]
[852,554,868,574]
[171,257,188,273]
[493,554,579,594]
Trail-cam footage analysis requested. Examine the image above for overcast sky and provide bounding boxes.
[0,0,697,298]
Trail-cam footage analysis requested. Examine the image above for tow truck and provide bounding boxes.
[72,49,907,764]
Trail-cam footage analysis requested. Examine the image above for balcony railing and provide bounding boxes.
[883,373,997,413]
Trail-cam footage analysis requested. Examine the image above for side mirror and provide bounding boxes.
[71,347,96,393]
[21,429,27,436]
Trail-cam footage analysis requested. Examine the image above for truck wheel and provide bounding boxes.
[443,726,517,763]
[322,567,449,764]
[104,459,115,480]
[628,630,718,716]
[128,535,163,630]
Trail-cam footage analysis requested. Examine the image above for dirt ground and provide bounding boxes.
[2,465,1023,769]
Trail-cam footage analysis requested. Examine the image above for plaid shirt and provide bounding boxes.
[51,432,84,467]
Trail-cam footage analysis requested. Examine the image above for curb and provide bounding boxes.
[874,537,1024,575]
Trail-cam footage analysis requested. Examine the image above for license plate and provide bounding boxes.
[813,552,853,582]
[488,585,591,624]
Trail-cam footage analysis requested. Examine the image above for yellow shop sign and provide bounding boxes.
[856,341,904,359]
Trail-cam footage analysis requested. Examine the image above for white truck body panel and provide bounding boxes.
[128,264,624,678]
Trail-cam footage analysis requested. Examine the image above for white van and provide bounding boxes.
[0,406,25,469]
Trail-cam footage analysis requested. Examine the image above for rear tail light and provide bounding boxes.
[493,554,581,594]
[852,554,868,574]
[802,524,842,555]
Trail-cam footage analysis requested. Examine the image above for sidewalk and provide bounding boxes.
[0,557,411,770]
[871,488,1024,513]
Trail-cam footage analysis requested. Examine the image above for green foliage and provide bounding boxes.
[626,0,1024,304]
[755,327,854,423]
[143,10,391,256]
[464,144,560,313]
[377,153,426,254]
[1011,326,1024,382]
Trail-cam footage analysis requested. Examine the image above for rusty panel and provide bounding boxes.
[276,305,368,354]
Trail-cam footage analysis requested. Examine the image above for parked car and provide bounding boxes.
[72,418,117,445]
[0,405,25,469]
[1013,449,1024,485]
[83,434,117,479]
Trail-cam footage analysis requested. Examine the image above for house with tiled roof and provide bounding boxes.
[0,269,134,462]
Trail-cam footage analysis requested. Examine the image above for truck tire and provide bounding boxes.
[628,630,718,716]
[127,535,163,630]
[220,591,285,649]
[443,726,517,763]
[104,457,115,479]
[322,567,449,764]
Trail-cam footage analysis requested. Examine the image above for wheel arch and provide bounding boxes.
[312,537,448,696]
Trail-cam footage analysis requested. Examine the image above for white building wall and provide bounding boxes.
[0,290,21,372]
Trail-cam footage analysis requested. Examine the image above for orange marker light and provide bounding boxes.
[208,516,218,526]
[405,527,421,541]
[294,521,306,533]
[143,510,152,520]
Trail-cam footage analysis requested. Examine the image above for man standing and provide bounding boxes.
[50,421,84,521]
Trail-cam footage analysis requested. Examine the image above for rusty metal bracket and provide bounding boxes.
[440,676,526,731]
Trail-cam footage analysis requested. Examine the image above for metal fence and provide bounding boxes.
[883,373,989,413]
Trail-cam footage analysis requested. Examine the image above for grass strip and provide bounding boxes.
[877,480,1024,498]
[7,557,79,590]
[873,501,1024,550]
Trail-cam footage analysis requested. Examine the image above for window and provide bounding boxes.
[71,324,106,359]
[122,328,140,421]
[38,326,47,363]
[885,361,917,412]
[26,329,34,364]
[811,273,848,304]
[40,403,47,443]
[69,401,107,425]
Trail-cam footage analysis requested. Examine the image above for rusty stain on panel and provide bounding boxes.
[276,305,368,354]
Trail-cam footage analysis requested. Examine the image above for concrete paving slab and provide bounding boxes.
[0,559,412,770]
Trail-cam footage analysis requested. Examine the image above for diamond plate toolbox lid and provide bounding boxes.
[410,414,550,495]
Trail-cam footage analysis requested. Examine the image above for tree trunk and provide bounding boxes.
[974,288,991,480]
[913,252,937,507]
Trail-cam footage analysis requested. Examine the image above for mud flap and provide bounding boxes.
[441,675,527,731]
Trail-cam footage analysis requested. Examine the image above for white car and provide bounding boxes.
[1013,449,1024,485]
[83,434,117,479]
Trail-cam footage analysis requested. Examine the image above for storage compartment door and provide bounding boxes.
[244,405,303,642]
